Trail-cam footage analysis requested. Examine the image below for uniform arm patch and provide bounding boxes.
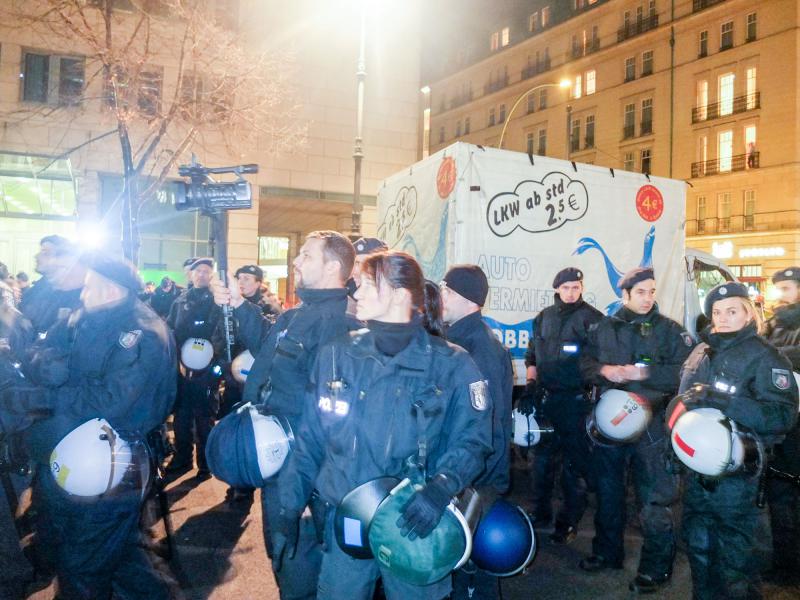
[772,368,791,390]
[469,380,489,411]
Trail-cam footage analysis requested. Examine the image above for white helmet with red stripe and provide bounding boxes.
[586,389,652,446]
[670,407,764,477]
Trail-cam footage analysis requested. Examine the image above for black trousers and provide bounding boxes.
[173,372,219,471]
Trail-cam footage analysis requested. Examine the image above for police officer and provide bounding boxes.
[150,276,180,319]
[438,264,512,600]
[762,267,800,583]
[235,264,282,321]
[212,230,359,600]
[166,257,224,479]
[277,251,493,600]
[19,235,85,338]
[579,267,693,593]
[672,282,797,599]
[3,254,176,599]
[519,267,602,543]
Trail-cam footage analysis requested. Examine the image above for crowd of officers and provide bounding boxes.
[0,230,797,600]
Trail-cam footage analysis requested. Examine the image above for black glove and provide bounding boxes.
[516,380,545,416]
[271,508,300,572]
[396,474,452,540]
[682,383,729,410]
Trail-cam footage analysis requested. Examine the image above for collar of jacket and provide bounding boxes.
[701,320,758,352]
[348,322,435,377]
[614,303,659,325]
[773,302,800,328]
[446,310,483,345]
[554,293,585,316]
[296,287,348,307]
[245,289,264,305]
[80,294,137,329]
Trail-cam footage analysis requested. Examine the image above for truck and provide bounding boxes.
[376,142,735,383]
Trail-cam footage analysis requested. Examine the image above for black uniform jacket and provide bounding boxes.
[581,304,694,409]
[678,323,798,446]
[447,311,513,493]
[279,324,494,513]
[19,277,82,337]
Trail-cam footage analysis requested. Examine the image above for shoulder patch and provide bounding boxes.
[772,368,791,390]
[469,380,489,411]
[681,332,694,347]
[119,330,142,349]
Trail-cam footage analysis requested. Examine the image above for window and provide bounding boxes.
[488,107,496,127]
[699,30,708,57]
[585,115,595,148]
[498,104,506,123]
[539,88,548,109]
[648,0,656,17]
[744,190,756,229]
[22,52,85,105]
[625,57,636,82]
[591,25,599,49]
[623,11,631,29]
[527,132,535,154]
[138,68,163,117]
[541,6,551,27]
[501,27,510,47]
[698,135,708,174]
[572,74,582,99]
[641,50,653,76]
[746,13,757,42]
[586,69,596,95]
[464,117,471,134]
[623,103,635,138]
[527,92,536,114]
[530,12,539,32]
[718,73,735,116]
[697,196,707,232]
[696,80,708,121]
[439,126,445,144]
[623,152,634,171]
[456,120,462,137]
[537,128,547,155]
[570,119,581,152]
[746,67,757,109]
[641,98,653,135]
[720,21,733,50]
[745,125,757,168]
[718,192,731,231]
[718,129,733,172]
[641,148,651,174]
[490,31,500,51]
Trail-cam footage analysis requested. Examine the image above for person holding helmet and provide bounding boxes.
[670,282,797,599]
[579,267,693,593]
[275,251,492,600]
[761,267,800,584]
[518,267,602,544]
[211,230,360,600]
[439,264,513,600]
[2,253,176,599]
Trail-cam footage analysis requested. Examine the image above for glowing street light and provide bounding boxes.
[498,79,572,150]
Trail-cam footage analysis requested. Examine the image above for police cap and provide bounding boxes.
[354,237,388,256]
[83,253,143,293]
[618,267,655,291]
[771,267,800,284]
[190,257,214,271]
[552,267,583,289]
[235,265,263,281]
[182,257,198,269]
[704,281,749,316]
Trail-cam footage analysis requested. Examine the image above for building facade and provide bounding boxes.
[424,0,800,295]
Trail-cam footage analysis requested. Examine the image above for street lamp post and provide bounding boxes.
[350,4,367,239]
[498,79,572,150]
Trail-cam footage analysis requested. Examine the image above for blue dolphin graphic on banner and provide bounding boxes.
[482,315,533,359]
[400,207,450,282]
[572,225,656,314]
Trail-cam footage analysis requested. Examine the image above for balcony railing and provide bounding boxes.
[448,90,474,110]
[640,120,653,135]
[686,210,800,236]
[617,14,659,42]
[693,0,727,13]
[520,58,552,80]
[691,151,759,178]
[484,75,509,95]
[622,124,635,139]
[567,39,600,62]
[692,92,759,123]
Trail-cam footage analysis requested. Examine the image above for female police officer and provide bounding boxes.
[671,282,797,599]
[275,251,493,600]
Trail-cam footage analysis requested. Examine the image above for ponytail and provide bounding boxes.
[422,280,444,338]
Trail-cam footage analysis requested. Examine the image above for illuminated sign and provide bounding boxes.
[738,247,785,258]
[712,241,733,259]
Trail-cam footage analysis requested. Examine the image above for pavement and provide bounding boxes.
[24,453,800,599]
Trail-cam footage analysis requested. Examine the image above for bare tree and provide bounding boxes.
[1,0,306,262]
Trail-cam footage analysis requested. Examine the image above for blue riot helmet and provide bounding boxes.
[470,499,537,576]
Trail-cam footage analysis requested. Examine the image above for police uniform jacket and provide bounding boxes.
[19,277,82,338]
[278,323,494,513]
[21,296,177,462]
[244,288,281,322]
[678,322,797,447]
[763,303,800,370]
[581,304,694,408]
[446,311,513,493]
[236,287,358,419]
[167,286,223,349]
[525,295,603,396]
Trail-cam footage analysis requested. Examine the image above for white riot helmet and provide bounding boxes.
[50,418,150,498]
[586,389,652,446]
[180,337,214,371]
[671,407,764,477]
[512,408,554,447]
[232,350,255,383]
[250,408,293,480]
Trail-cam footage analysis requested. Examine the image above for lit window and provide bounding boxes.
[490,32,499,51]
[696,80,708,120]
[746,68,757,109]
[530,12,539,32]
[573,75,582,99]
[586,70,596,95]
[541,6,551,27]
[718,73,735,116]
[718,130,733,172]
[697,196,707,232]
[501,27,510,47]
[744,190,756,229]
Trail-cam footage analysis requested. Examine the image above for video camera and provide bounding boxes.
[175,157,258,214]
